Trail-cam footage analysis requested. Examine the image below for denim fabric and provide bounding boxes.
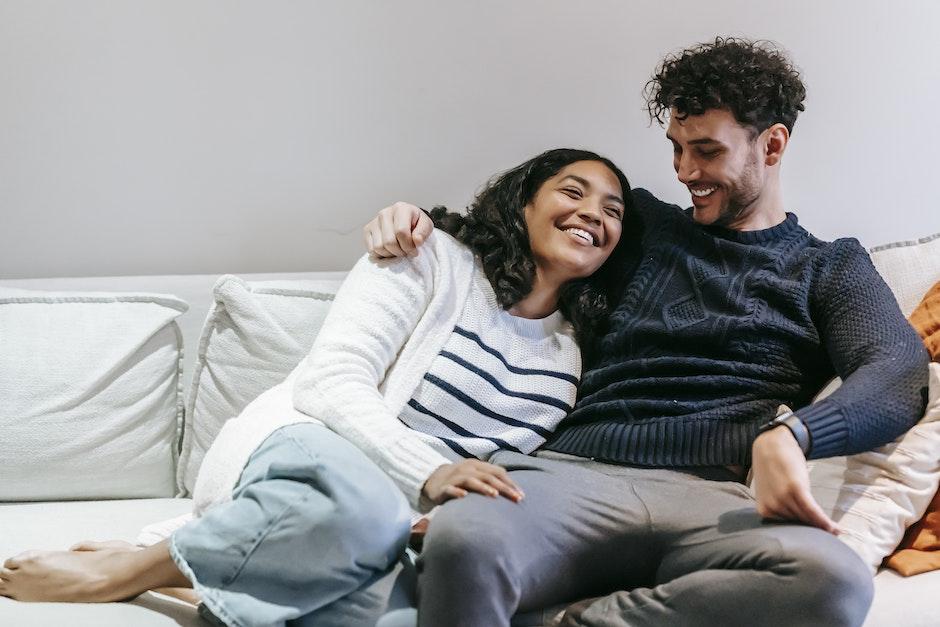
[169,423,412,627]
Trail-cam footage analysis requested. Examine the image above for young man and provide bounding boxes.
[363,38,929,626]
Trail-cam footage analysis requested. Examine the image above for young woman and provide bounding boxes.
[0,148,637,627]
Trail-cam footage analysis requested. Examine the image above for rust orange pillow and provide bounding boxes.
[884,280,940,576]
[910,280,940,360]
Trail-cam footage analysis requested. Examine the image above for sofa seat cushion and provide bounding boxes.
[0,498,200,627]
[865,568,940,626]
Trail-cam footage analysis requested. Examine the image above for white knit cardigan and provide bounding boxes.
[190,232,476,517]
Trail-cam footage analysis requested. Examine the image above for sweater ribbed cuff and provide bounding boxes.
[381,436,451,513]
[794,398,848,459]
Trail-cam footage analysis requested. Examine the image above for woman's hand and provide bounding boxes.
[422,459,525,505]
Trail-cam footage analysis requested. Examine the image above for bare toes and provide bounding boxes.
[5,550,42,569]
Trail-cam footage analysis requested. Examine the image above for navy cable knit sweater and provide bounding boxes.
[545,189,930,466]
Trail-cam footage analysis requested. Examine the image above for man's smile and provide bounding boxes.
[689,185,718,198]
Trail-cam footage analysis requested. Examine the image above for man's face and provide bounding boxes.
[666,107,767,228]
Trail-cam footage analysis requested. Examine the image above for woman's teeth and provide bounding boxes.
[564,227,594,245]
[690,186,718,197]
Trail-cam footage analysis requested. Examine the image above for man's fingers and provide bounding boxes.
[365,222,394,258]
[378,210,406,258]
[757,494,800,522]
[759,490,841,536]
[392,205,418,256]
[364,202,432,258]
[364,226,381,256]
[793,490,841,535]
[413,212,434,245]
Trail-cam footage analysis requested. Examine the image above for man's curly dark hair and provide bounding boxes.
[645,37,806,134]
[429,148,639,365]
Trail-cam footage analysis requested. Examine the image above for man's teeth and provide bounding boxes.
[564,227,594,245]
[690,186,718,197]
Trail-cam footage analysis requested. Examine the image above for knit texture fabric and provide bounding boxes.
[399,267,579,461]
[192,232,475,515]
[546,189,929,466]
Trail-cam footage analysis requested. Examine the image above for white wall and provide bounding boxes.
[1,0,938,279]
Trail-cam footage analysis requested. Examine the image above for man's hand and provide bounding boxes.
[422,459,524,505]
[751,426,841,535]
[362,201,435,258]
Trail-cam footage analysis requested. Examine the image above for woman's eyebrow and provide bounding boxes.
[559,174,590,187]
[559,174,624,206]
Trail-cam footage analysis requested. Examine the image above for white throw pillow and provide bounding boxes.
[0,289,187,500]
[808,362,940,574]
[176,275,338,494]
[869,232,940,316]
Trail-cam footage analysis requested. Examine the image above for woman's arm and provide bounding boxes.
[292,247,453,510]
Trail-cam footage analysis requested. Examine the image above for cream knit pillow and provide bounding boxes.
[869,232,940,317]
[176,275,339,494]
[808,363,940,574]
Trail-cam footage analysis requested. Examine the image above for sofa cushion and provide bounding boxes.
[176,275,340,494]
[808,362,940,574]
[909,280,940,358]
[0,498,200,626]
[869,232,940,316]
[0,289,186,500]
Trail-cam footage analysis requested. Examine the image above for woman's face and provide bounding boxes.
[524,160,625,284]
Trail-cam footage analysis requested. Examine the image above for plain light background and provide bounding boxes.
[1,0,938,279]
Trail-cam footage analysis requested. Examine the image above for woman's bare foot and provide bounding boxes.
[70,539,140,553]
[0,540,190,603]
[68,539,200,605]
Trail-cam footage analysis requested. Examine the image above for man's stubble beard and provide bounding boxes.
[712,153,764,229]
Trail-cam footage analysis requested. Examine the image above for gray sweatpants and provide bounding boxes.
[417,450,873,627]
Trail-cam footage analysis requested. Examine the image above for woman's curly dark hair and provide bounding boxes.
[429,148,639,365]
[645,37,806,134]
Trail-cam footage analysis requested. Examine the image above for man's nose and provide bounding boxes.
[675,154,700,183]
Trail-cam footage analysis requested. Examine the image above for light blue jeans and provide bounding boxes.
[168,423,412,627]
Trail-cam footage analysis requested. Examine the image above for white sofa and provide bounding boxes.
[2,231,940,627]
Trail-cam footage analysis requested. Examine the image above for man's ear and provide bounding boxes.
[763,123,789,167]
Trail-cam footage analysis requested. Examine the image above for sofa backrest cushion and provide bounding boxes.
[0,289,187,500]
[808,362,940,574]
[176,275,340,494]
[869,232,940,317]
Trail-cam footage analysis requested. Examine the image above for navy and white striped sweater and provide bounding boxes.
[399,268,580,462]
